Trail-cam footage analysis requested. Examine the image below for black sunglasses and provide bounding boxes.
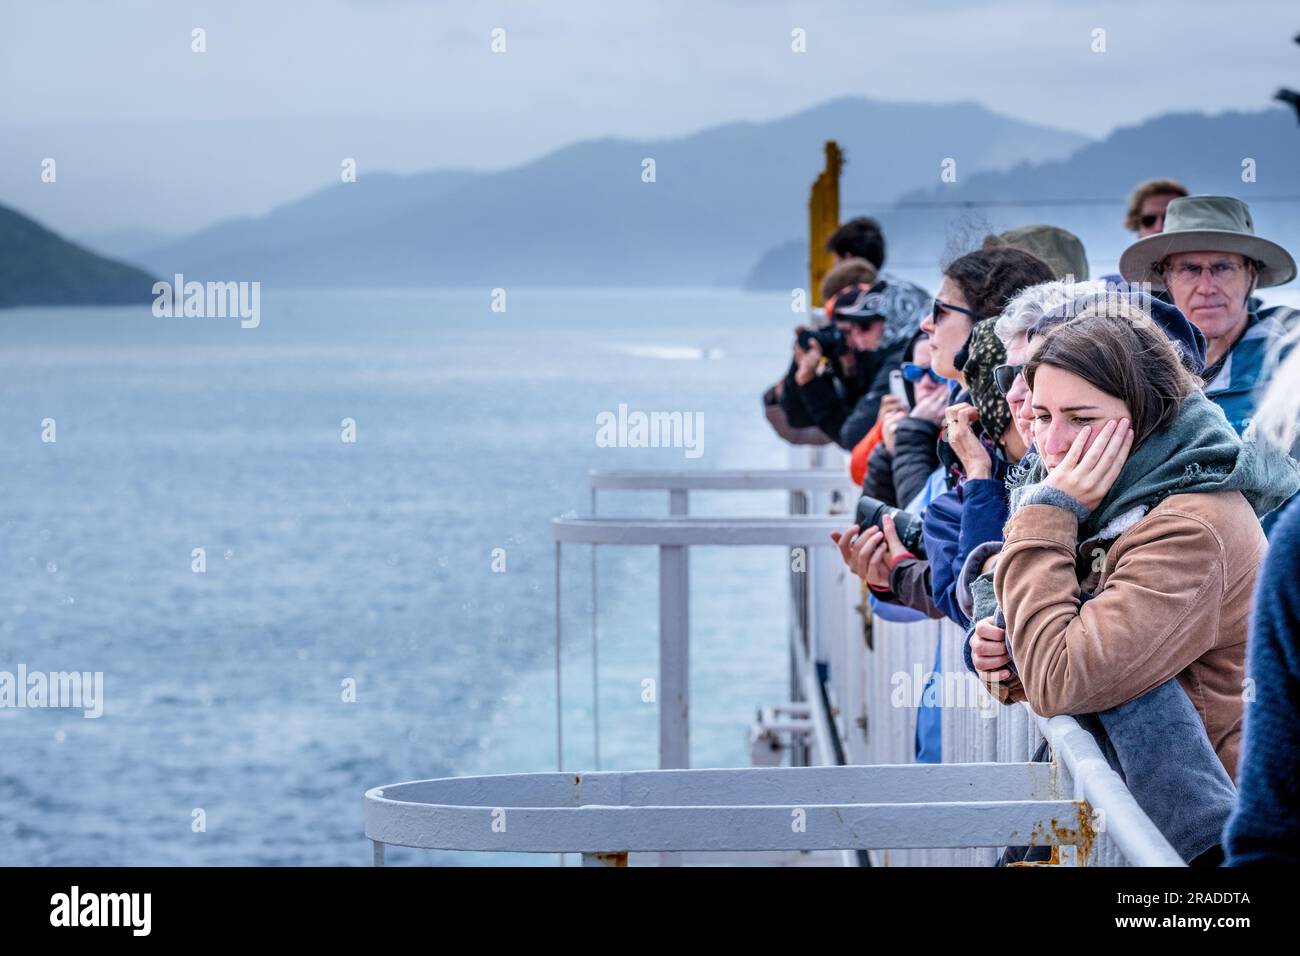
[931,298,982,325]
[1139,213,1164,229]
[993,363,1024,396]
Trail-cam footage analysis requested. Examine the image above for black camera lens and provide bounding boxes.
[798,325,846,359]
[853,495,927,559]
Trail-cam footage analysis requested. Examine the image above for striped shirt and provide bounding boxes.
[1204,310,1290,435]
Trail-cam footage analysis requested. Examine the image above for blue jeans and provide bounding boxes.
[914,636,943,764]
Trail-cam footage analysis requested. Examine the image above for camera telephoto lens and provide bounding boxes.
[853,495,927,560]
[798,325,846,360]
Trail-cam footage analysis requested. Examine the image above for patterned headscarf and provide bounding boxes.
[827,278,931,351]
[958,320,1012,444]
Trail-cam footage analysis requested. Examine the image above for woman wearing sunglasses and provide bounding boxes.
[845,248,1055,621]
[836,245,1054,763]
[840,247,1054,617]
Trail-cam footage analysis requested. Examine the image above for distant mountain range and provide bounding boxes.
[119,96,1087,289]
[135,169,481,283]
[13,97,1298,304]
[0,203,155,307]
[747,107,1300,289]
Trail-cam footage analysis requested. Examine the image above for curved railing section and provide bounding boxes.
[365,464,1183,866]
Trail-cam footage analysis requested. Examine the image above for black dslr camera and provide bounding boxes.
[797,324,847,361]
[854,495,927,559]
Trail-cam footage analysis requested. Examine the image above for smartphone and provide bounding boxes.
[889,370,910,410]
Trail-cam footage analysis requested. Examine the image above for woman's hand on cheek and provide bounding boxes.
[1044,418,1133,513]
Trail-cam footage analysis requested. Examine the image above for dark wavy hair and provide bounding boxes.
[943,246,1056,320]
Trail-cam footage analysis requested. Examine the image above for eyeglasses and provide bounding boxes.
[1160,259,1253,287]
[993,363,1024,396]
[931,298,982,326]
[1139,213,1164,230]
[902,362,947,385]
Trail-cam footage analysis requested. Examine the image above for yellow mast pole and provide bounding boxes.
[808,140,843,309]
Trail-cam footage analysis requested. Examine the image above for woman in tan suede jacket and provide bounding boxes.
[987,309,1299,779]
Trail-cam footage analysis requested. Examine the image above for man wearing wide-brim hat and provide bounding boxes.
[1119,195,1297,436]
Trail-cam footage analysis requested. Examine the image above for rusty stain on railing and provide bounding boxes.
[1022,800,1098,862]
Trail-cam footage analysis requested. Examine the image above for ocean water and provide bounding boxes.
[0,288,829,866]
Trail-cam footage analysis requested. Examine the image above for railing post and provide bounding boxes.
[659,523,689,869]
[659,543,690,770]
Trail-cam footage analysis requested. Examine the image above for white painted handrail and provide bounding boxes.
[579,468,853,774]
[553,514,847,772]
[364,763,1087,859]
[1036,713,1184,866]
[369,462,1184,866]
[554,515,848,546]
[588,468,856,493]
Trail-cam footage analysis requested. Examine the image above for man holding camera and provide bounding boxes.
[781,282,921,450]
[763,218,930,448]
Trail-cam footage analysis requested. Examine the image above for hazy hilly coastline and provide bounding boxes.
[126,96,1089,289]
[0,203,156,307]
[747,107,1300,287]
[15,100,1300,301]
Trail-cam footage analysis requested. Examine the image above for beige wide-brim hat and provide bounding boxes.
[1118,195,1297,290]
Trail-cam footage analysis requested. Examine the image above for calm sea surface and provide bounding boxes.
[0,287,835,865]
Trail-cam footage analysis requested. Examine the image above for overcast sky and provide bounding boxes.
[2,0,1298,236]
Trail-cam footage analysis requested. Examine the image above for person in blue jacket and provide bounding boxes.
[1225,325,1300,865]
[837,245,1054,762]
[923,316,1031,629]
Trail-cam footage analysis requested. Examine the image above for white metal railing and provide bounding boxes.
[365,461,1183,866]
[578,468,858,771]
[554,513,850,770]
[588,468,855,495]
[365,763,1090,866]
[866,616,1183,866]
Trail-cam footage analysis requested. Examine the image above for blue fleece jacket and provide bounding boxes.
[1224,494,1300,864]
[923,472,1011,630]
